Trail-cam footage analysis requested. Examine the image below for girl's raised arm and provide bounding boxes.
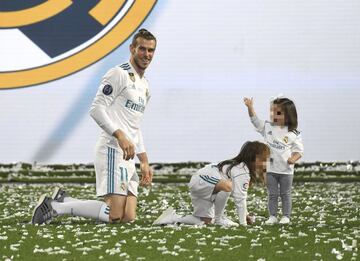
[243,97,265,136]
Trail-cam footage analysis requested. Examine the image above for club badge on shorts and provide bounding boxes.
[120,182,127,192]
[0,0,157,89]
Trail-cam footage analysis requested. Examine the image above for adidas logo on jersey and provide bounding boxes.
[120,63,131,70]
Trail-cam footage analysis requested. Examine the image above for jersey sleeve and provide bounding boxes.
[89,67,126,136]
[231,171,250,226]
[135,129,146,154]
[291,132,304,156]
[250,115,266,137]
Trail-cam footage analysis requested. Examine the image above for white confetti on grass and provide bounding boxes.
[105,247,121,255]
[76,247,93,252]
[331,248,344,260]
[10,244,20,251]
[298,231,308,237]
[33,246,71,255]
[0,182,359,260]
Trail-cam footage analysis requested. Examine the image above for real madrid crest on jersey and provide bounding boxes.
[0,0,157,89]
[129,72,136,82]
[242,182,249,191]
[283,136,289,144]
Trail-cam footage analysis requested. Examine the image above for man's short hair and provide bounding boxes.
[131,28,156,47]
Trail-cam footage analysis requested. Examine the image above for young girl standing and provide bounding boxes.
[244,96,304,224]
[153,141,270,226]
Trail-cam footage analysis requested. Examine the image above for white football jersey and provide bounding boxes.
[199,163,250,225]
[251,115,304,175]
[89,61,151,154]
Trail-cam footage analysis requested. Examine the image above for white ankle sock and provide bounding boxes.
[51,200,110,222]
[214,191,231,221]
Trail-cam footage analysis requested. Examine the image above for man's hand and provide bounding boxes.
[137,152,153,186]
[118,138,135,160]
[113,129,135,160]
[140,162,153,186]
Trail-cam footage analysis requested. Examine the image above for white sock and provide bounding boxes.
[177,215,203,225]
[214,191,231,221]
[51,200,110,222]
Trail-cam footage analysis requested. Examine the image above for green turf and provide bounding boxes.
[0,183,359,260]
[1,162,359,184]
[1,174,360,184]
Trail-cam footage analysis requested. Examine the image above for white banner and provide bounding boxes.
[0,1,359,163]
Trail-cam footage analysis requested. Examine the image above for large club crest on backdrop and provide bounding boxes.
[0,0,156,89]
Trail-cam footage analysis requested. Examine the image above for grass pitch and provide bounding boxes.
[0,182,359,260]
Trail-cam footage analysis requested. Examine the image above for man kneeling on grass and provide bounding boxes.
[153,141,270,227]
[31,29,156,225]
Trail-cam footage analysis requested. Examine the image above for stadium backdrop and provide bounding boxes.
[0,0,359,164]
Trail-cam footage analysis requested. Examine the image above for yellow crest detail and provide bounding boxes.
[129,72,135,82]
[0,0,157,89]
[283,136,289,143]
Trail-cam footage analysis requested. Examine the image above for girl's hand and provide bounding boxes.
[243,97,253,108]
[287,153,302,165]
[244,97,256,117]
[287,158,296,164]
[246,214,255,225]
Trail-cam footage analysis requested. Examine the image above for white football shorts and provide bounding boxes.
[95,137,139,197]
[188,170,221,219]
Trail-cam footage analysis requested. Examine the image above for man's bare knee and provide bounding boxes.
[122,193,137,223]
[105,194,126,223]
[122,212,136,223]
[122,217,135,223]
[109,207,124,223]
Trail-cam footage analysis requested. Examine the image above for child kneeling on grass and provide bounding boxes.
[153,141,270,227]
